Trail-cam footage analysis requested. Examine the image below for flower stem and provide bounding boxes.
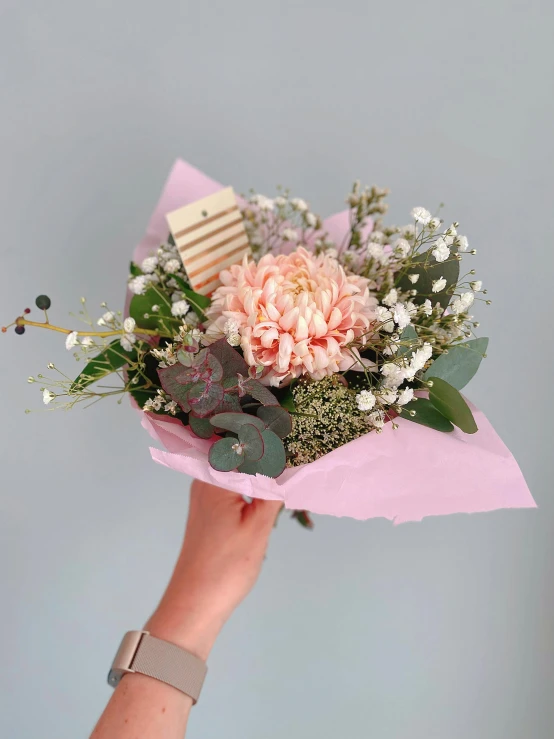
[15,318,159,338]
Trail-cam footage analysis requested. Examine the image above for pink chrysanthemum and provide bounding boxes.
[206,247,377,386]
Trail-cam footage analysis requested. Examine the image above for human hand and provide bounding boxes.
[146,481,282,660]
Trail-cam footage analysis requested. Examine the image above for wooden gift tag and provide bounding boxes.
[166,187,251,296]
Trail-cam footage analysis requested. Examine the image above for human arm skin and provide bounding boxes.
[90,480,282,739]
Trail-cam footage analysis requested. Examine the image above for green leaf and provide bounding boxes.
[397,248,460,311]
[209,338,249,377]
[257,406,292,439]
[242,378,279,406]
[279,387,297,412]
[129,387,157,410]
[239,423,264,462]
[188,381,224,417]
[70,340,138,393]
[129,261,143,276]
[167,273,211,321]
[423,338,488,390]
[238,429,287,478]
[428,377,478,434]
[400,398,454,432]
[209,437,242,472]
[397,325,419,357]
[129,286,175,333]
[210,412,265,433]
[158,362,193,412]
[189,414,214,439]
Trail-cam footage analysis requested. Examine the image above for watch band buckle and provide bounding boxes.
[107,630,149,687]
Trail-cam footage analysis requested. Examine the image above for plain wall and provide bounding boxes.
[1,1,553,737]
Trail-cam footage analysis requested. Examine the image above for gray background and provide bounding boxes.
[1,1,552,737]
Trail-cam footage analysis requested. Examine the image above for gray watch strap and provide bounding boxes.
[108,631,208,704]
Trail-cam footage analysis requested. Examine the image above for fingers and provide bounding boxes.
[244,498,283,529]
[190,479,244,507]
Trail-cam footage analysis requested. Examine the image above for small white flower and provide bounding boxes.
[367,410,385,429]
[383,334,400,356]
[143,399,155,411]
[456,235,469,252]
[382,288,398,307]
[251,194,274,211]
[152,396,163,411]
[378,388,397,405]
[227,333,241,347]
[397,387,414,406]
[470,280,482,291]
[432,237,451,263]
[432,277,447,293]
[128,276,148,295]
[274,195,287,207]
[393,302,412,330]
[305,212,317,228]
[164,258,181,274]
[422,299,433,316]
[411,207,432,225]
[123,317,136,333]
[393,238,411,258]
[151,304,160,312]
[42,388,55,405]
[141,256,158,273]
[356,390,376,412]
[81,336,93,347]
[65,331,79,350]
[406,343,433,377]
[164,400,178,415]
[370,230,385,243]
[375,305,394,332]
[428,217,441,231]
[451,292,475,314]
[120,333,137,351]
[367,242,389,264]
[381,363,406,389]
[282,227,299,242]
[402,224,416,238]
[171,300,190,317]
[291,198,308,212]
[97,310,116,326]
[408,273,420,284]
[446,224,457,237]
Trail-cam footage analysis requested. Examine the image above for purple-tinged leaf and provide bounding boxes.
[209,338,249,377]
[187,381,224,417]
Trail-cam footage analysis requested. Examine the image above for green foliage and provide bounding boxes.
[397,325,419,356]
[397,250,460,311]
[423,338,488,390]
[237,429,287,478]
[428,376,478,434]
[189,414,216,439]
[210,412,266,433]
[166,273,211,322]
[257,406,292,438]
[70,340,140,393]
[129,286,175,333]
[291,510,314,529]
[129,261,143,276]
[400,398,454,432]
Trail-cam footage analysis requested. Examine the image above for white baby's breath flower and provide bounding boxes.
[382,288,398,307]
[406,343,433,378]
[456,235,469,252]
[383,334,400,356]
[274,195,287,207]
[432,238,450,263]
[367,242,389,265]
[381,363,406,389]
[282,227,299,242]
[432,277,447,293]
[451,292,475,314]
[378,388,397,404]
[123,317,136,333]
[291,198,308,212]
[370,230,385,243]
[81,336,93,347]
[470,280,482,291]
[65,331,79,350]
[393,238,411,258]
[42,388,55,405]
[367,410,385,429]
[250,194,274,211]
[411,207,432,224]
[164,258,181,274]
[397,387,415,406]
[227,333,241,347]
[305,212,317,228]
[356,389,376,412]
[171,300,190,317]
[422,299,433,316]
[408,273,420,284]
[393,302,412,330]
[428,217,441,231]
[120,333,137,351]
[141,256,158,273]
[128,276,148,295]
[151,304,160,312]
[375,305,394,332]
[402,224,416,238]
[97,310,116,326]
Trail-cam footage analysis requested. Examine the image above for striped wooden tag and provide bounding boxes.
[165,187,251,296]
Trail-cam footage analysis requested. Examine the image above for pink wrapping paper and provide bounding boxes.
[133,159,535,523]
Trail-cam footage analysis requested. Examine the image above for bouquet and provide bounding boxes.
[5,160,534,525]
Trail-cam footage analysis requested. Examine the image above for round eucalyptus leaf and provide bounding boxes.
[208,437,242,472]
[238,423,264,462]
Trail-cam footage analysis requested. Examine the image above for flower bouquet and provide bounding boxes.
[5,160,533,525]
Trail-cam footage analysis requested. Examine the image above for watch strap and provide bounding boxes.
[108,631,207,704]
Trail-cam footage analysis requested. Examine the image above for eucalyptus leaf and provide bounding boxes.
[257,406,292,439]
[242,378,279,406]
[397,325,419,357]
[158,362,193,412]
[397,249,459,311]
[400,398,454,432]
[423,338,488,390]
[209,437,242,472]
[187,381,224,417]
[189,413,215,439]
[428,377,478,434]
[70,340,139,393]
[210,412,265,433]
[209,338,249,377]
[238,429,287,478]
[238,423,264,462]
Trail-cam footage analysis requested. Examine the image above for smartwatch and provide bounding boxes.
[107,630,207,704]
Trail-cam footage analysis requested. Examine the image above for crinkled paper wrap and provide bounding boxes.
[133,159,535,523]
